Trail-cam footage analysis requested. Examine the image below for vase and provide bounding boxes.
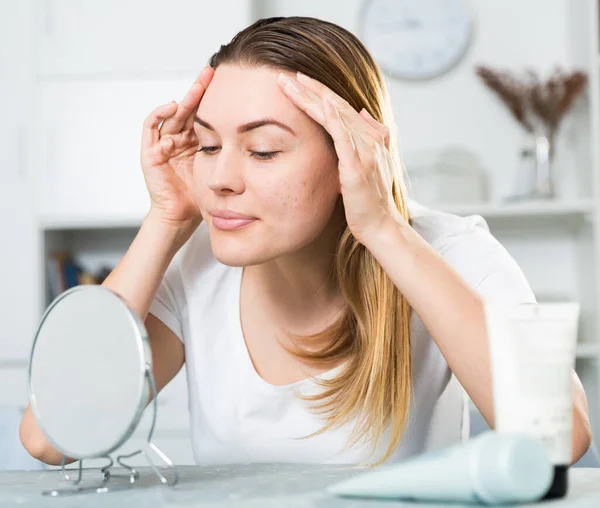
[530,130,554,199]
[506,129,555,203]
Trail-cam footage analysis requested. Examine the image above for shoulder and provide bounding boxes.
[408,200,535,304]
[408,200,489,250]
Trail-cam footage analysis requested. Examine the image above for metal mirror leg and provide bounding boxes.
[42,456,113,497]
[42,365,179,496]
[116,365,179,486]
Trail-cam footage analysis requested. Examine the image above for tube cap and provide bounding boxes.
[475,434,553,504]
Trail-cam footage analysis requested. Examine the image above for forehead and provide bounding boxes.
[197,64,306,132]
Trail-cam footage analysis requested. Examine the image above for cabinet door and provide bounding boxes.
[0,0,41,360]
[36,79,200,224]
[0,182,40,359]
[0,0,32,183]
[36,0,252,76]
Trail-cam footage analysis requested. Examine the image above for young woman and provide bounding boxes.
[20,16,592,467]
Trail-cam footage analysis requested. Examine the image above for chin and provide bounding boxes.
[207,219,322,267]
[208,231,274,267]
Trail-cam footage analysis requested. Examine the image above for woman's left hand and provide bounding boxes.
[278,71,403,245]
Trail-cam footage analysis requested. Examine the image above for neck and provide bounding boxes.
[246,204,346,331]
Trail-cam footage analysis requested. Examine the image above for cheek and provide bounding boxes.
[258,159,340,223]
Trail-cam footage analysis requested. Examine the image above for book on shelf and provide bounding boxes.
[46,251,113,301]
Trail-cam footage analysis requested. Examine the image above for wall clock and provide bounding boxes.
[359,0,473,80]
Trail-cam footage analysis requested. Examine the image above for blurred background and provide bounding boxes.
[1,0,600,470]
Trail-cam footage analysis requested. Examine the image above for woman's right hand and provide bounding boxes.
[140,66,214,228]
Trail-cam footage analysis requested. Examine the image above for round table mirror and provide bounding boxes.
[28,285,177,495]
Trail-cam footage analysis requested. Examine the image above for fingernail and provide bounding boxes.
[280,74,304,94]
[296,71,310,82]
[195,68,206,81]
[278,73,291,86]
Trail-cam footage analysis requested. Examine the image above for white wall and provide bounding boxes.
[258,0,582,202]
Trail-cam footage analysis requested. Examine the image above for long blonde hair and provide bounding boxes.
[210,16,413,465]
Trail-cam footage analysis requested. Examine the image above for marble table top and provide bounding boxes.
[0,464,599,507]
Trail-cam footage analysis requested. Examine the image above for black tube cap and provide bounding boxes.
[542,465,568,499]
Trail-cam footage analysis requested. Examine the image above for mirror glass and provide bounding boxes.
[29,285,151,460]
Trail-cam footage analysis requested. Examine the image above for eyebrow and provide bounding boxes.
[194,117,297,136]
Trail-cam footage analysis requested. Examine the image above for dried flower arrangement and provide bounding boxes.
[475,65,587,154]
[475,65,588,200]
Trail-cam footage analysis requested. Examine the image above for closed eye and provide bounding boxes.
[251,151,280,161]
[197,146,219,154]
[197,146,281,161]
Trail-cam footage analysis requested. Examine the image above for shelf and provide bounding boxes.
[40,214,145,231]
[576,343,600,359]
[0,359,29,368]
[438,200,597,219]
[40,201,596,229]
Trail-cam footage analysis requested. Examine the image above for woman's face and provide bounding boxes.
[193,64,342,266]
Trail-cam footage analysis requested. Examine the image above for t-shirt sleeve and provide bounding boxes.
[148,257,185,343]
[431,216,536,305]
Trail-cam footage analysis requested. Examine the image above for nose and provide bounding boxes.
[206,147,245,195]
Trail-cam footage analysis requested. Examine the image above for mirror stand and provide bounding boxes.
[42,365,179,497]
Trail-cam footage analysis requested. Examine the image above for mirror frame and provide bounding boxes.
[28,285,153,460]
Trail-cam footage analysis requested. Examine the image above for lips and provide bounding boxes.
[210,209,256,220]
[210,210,257,231]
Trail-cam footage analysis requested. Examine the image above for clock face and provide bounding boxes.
[360,0,472,80]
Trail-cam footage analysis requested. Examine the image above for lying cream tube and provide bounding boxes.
[328,431,553,504]
[484,302,580,499]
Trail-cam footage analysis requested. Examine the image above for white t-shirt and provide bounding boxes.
[148,201,535,465]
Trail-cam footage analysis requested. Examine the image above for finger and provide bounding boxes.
[296,72,362,121]
[142,102,178,152]
[296,71,359,123]
[184,66,215,130]
[141,131,175,169]
[296,72,384,145]
[194,66,213,84]
[161,67,214,135]
[159,83,203,135]
[278,73,325,125]
[156,136,175,160]
[332,102,390,177]
[322,94,362,171]
[296,71,332,100]
[359,109,390,149]
[279,73,380,153]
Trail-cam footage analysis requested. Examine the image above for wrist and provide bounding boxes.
[143,209,201,256]
[360,212,408,254]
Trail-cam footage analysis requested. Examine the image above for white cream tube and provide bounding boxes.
[328,431,552,504]
[484,302,580,499]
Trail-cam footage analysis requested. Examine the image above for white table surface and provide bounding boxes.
[0,464,598,507]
